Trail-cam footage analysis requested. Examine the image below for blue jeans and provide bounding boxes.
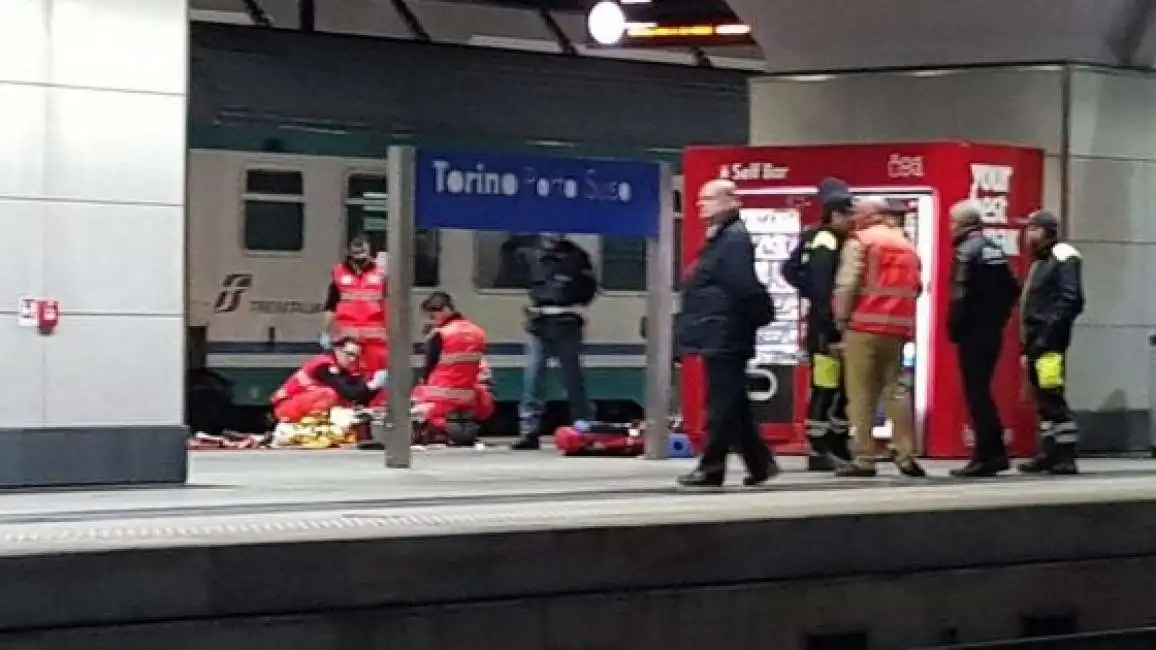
[518,320,593,438]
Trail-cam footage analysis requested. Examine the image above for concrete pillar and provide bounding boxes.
[0,0,188,487]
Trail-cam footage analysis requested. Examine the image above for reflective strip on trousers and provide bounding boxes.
[804,419,827,438]
[1041,420,1078,444]
[529,306,585,316]
[422,386,475,401]
[439,352,484,364]
[829,417,849,434]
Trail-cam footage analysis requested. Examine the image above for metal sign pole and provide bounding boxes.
[385,145,416,469]
[643,162,675,459]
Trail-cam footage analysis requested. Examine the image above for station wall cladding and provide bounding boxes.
[187,22,751,153]
[749,64,1156,452]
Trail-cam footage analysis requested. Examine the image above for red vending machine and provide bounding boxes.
[680,142,1043,460]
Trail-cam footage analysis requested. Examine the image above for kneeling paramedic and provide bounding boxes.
[271,337,388,423]
[412,292,495,443]
[1018,211,1085,475]
[783,177,855,470]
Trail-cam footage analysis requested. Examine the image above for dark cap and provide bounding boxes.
[1026,210,1060,234]
[882,198,911,215]
[817,177,852,206]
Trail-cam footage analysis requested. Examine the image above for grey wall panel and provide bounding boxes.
[1067,325,1148,412]
[44,203,185,316]
[1069,68,1156,160]
[0,0,47,84]
[49,0,189,95]
[0,317,45,429]
[0,201,45,313]
[1067,157,1156,243]
[749,67,1065,153]
[0,0,187,482]
[189,23,751,149]
[42,315,185,427]
[1063,67,1156,417]
[0,84,47,200]
[45,88,187,206]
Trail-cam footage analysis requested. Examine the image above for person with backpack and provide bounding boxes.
[782,178,856,471]
[945,201,1023,477]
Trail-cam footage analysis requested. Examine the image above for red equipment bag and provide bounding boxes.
[554,423,644,457]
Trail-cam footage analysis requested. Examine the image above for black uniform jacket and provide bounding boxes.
[1020,241,1085,356]
[677,212,775,359]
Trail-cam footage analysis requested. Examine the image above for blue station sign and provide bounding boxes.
[414,149,661,237]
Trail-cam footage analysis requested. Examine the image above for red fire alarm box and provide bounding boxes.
[35,299,60,334]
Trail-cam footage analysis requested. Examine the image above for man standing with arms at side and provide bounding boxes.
[323,235,389,377]
[676,179,778,488]
[783,178,856,470]
[833,198,927,478]
[1018,211,1085,475]
[511,233,599,450]
[946,201,1021,477]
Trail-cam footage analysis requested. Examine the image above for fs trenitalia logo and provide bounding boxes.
[214,273,254,314]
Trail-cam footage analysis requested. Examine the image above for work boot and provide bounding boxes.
[835,461,877,478]
[1017,438,1056,474]
[895,458,928,478]
[826,432,852,462]
[1047,443,1079,475]
[743,457,781,486]
[510,436,540,451]
[950,456,1010,478]
[806,435,836,471]
[677,469,724,488]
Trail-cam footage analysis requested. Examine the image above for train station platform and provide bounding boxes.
[2,450,1156,649]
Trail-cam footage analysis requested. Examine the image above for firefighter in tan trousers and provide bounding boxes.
[832,197,927,478]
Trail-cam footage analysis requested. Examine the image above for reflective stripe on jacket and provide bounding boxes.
[847,226,921,339]
[425,317,487,404]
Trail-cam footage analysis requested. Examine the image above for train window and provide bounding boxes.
[243,169,305,253]
[474,232,538,289]
[344,173,441,287]
[600,236,646,291]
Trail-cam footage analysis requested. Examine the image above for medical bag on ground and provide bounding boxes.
[555,416,688,457]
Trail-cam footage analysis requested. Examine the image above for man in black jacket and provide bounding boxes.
[1018,210,1085,475]
[946,201,1021,477]
[511,234,599,450]
[676,179,778,488]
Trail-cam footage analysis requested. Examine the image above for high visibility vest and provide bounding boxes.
[270,352,357,405]
[425,317,487,403]
[848,226,921,339]
[332,262,388,341]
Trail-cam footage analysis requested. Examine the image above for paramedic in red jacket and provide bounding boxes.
[271,337,388,423]
[323,235,389,378]
[411,292,495,430]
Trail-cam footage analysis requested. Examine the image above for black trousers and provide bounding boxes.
[1026,348,1078,445]
[699,355,772,475]
[805,356,848,440]
[956,331,1005,460]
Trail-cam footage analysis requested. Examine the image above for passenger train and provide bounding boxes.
[188,147,684,430]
